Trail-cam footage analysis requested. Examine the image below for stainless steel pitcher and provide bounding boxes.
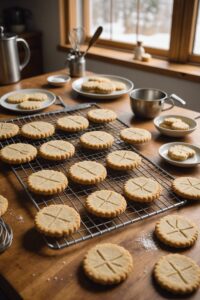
[0,26,30,85]
[66,52,86,77]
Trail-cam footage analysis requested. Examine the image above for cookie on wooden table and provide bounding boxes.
[19,101,42,110]
[7,93,29,104]
[87,109,117,123]
[155,214,198,248]
[0,143,37,164]
[21,121,55,139]
[28,93,48,101]
[124,176,161,202]
[106,150,142,170]
[35,204,80,237]
[154,254,200,294]
[85,190,127,218]
[27,169,68,195]
[172,177,200,200]
[80,131,114,150]
[120,128,151,144]
[83,243,133,285]
[39,140,75,161]
[0,123,19,140]
[0,195,8,216]
[56,115,89,132]
[96,82,115,94]
[69,160,107,185]
[168,145,195,161]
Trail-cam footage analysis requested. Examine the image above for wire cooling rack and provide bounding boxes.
[0,103,186,249]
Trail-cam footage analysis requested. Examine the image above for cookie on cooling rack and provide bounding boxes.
[0,143,37,164]
[0,195,8,216]
[106,150,142,170]
[0,123,19,140]
[87,109,117,123]
[56,115,89,132]
[21,121,55,139]
[80,131,114,150]
[120,128,151,144]
[39,140,75,161]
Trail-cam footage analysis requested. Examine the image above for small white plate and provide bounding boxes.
[159,142,200,167]
[154,114,197,137]
[47,74,71,86]
[0,88,56,114]
[72,74,134,99]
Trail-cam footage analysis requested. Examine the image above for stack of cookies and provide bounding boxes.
[160,117,190,130]
[82,77,126,94]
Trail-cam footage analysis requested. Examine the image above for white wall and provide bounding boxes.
[1,0,200,111]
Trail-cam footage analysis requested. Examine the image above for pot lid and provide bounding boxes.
[0,26,16,40]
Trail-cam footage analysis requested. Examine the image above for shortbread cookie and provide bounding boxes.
[96,82,115,94]
[69,161,107,185]
[27,170,68,195]
[87,109,117,123]
[21,121,55,139]
[112,81,126,91]
[172,177,200,200]
[163,117,180,125]
[85,190,127,218]
[39,140,75,161]
[88,77,111,83]
[155,215,198,248]
[124,176,161,202]
[154,254,200,294]
[0,143,37,164]
[19,101,42,110]
[0,195,8,216]
[83,243,133,285]
[168,145,195,161]
[80,131,114,150]
[159,122,172,129]
[82,81,99,92]
[57,116,89,132]
[120,128,151,144]
[171,121,189,130]
[106,150,142,170]
[28,93,48,101]
[35,204,80,237]
[7,93,29,104]
[0,123,19,140]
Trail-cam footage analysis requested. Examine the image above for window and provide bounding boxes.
[193,2,200,55]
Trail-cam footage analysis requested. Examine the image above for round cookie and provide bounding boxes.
[88,77,111,83]
[159,122,172,129]
[28,93,48,101]
[96,82,115,94]
[27,169,68,195]
[83,243,133,285]
[168,145,195,161]
[0,123,19,140]
[7,93,29,104]
[120,128,151,144]
[163,117,180,125]
[0,143,37,164]
[82,81,99,92]
[85,190,127,218]
[80,131,114,150]
[39,140,75,161]
[87,109,117,123]
[124,176,161,202]
[172,177,200,200]
[0,195,8,216]
[21,121,55,139]
[56,115,89,132]
[35,204,80,237]
[19,101,42,110]
[154,254,200,294]
[69,160,107,185]
[112,81,126,91]
[155,215,198,248]
[106,150,142,170]
[171,121,189,130]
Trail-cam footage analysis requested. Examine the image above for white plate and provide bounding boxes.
[0,88,56,114]
[72,74,134,99]
[159,142,200,167]
[47,74,71,86]
[154,114,197,137]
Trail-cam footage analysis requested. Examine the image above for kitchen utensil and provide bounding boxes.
[0,26,30,84]
[154,114,197,137]
[82,26,103,57]
[68,27,85,56]
[47,74,71,87]
[130,88,186,119]
[0,218,13,253]
[66,53,86,77]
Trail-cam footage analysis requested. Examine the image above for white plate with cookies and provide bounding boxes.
[154,114,197,137]
[159,142,200,167]
[72,75,134,99]
[0,88,56,113]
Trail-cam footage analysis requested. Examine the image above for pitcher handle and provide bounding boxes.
[17,38,31,71]
[170,93,186,106]
[162,97,174,111]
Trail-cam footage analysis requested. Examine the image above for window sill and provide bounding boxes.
[58,44,200,83]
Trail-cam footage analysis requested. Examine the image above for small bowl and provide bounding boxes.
[154,114,197,137]
[47,74,71,87]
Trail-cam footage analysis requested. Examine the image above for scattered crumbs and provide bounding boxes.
[135,231,157,251]
[47,278,51,282]
[16,215,24,223]
[54,276,58,281]
[62,261,66,264]
[143,268,148,275]
[32,273,36,277]
[60,278,63,281]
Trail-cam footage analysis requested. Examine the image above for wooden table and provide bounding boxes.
[0,71,200,300]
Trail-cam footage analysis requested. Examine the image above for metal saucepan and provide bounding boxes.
[130,88,186,119]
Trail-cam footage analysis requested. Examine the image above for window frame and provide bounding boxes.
[60,0,200,64]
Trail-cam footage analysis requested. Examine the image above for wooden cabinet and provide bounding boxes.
[18,31,43,79]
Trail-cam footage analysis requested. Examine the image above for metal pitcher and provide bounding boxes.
[65,52,85,77]
[0,26,30,85]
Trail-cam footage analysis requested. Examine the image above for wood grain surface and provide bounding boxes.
[0,71,199,300]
